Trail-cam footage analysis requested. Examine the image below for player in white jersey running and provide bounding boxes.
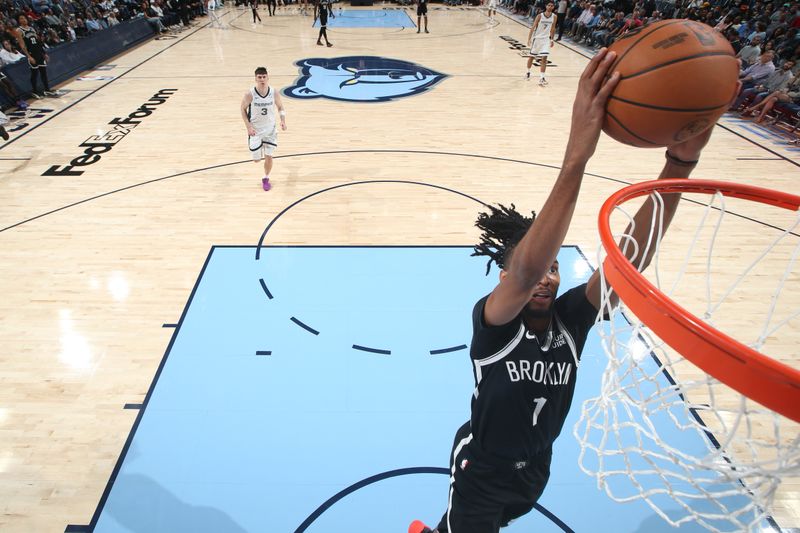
[485,0,497,23]
[240,67,287,191]
[207,0,225,28]
[526,1,557,86]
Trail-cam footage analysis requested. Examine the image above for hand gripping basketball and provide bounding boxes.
[566,48,620,164]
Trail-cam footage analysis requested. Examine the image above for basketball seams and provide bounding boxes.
[619,51,736,80]
[605,111,660,146]
[609,19,688,75]
[609,95,729,113]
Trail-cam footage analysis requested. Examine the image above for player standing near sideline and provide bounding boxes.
[526,1,557,86]
[555,0,567,40]
[417,0,429,33]
[15,15,55,98]
[240,67,287,191]
[408,46,723,533]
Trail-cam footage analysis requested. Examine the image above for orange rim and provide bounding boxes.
[598,179,800,423]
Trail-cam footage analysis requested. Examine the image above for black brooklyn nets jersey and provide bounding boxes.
[21,26,44,58]
[318,3,331,24]
[468,284,598,460]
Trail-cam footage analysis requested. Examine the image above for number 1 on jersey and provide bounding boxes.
[532,397,547,427]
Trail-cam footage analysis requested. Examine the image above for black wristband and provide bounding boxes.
[665,151,699,167]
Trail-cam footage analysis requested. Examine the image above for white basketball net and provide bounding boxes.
[574,188,800,532]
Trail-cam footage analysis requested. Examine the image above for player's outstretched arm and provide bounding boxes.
[483,48,619,327]
[584,78,741,311]
[584,121,716,311]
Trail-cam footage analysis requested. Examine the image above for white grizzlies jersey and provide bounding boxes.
[249,86,276,134]
[532,12,555,40]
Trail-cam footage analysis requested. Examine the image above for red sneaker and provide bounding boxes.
[408,520,434,533]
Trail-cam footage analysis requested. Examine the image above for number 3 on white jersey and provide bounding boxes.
[532,397,547,427]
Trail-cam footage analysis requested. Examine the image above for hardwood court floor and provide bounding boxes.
[0,5,797,532]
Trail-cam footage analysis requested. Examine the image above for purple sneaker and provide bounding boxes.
[16,100,28,111]
[262,177,271,191]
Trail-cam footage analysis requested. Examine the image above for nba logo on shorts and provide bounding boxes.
[283,56,447,103]
[460,459,469,470]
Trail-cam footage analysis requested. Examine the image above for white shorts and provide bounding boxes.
[249,129,277,160]
[530,37,551,57]
[487,0,497,8]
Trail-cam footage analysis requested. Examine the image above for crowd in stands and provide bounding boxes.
[0,0,205,50]
[0,0,206,103]
[501,0,800,137]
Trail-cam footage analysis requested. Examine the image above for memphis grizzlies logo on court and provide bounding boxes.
[283,56,447,102]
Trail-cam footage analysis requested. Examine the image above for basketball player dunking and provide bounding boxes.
[409,47,719,533]
[240,67,287,191]
[526,1,557,86]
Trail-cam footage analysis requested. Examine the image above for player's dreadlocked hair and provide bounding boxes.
[471,203,536,275]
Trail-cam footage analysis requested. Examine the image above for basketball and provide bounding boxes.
[602,20,739,148]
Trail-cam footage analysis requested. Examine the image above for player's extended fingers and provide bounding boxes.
[589,50,617,90]
[580,47,608,82]
[594,70,621,107]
